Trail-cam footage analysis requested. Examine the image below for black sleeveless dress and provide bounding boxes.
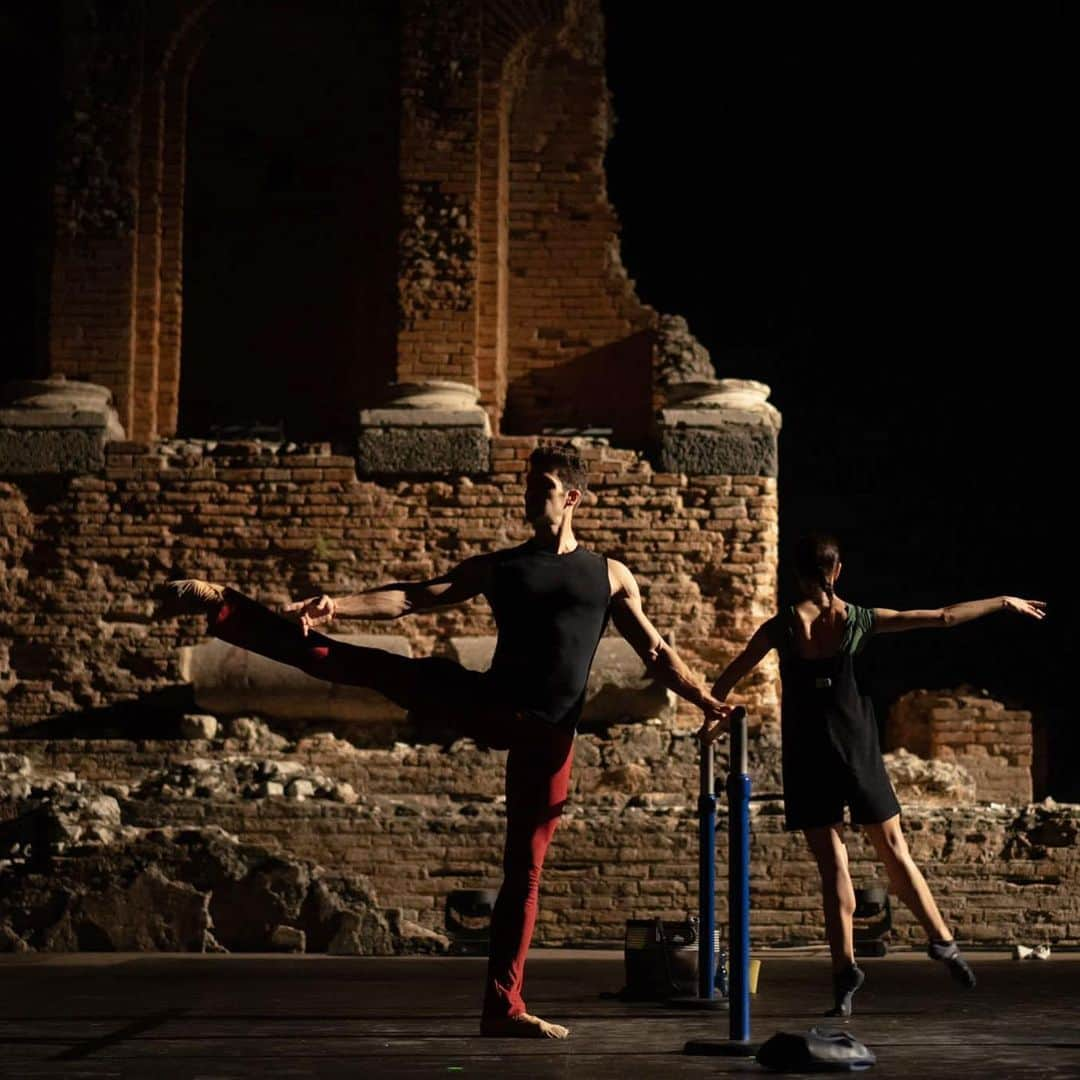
[767,604,901,830]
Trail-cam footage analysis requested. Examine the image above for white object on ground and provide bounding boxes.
[1013,944,1052,960]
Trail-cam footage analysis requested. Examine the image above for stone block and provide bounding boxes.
[0,427,109,475]
[357,381,491,476]
[655,380,781,478]
[181,636,413,721]
[656,423,778,478]
[269,925,306,952]
[179,714,218,740]
[356,425,490,476]
[0,376,125,476]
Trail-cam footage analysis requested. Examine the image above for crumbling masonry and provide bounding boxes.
[2,0,1075,953]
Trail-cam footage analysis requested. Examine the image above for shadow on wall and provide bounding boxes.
[11,686,199,741]
[7,684,470,751]
[7,689,412,750]
[502,330,654,447]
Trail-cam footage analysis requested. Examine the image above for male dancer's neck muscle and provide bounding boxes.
[530,515,577,555]
[524,468,579,555]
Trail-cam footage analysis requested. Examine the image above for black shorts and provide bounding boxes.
[781,748,901,831]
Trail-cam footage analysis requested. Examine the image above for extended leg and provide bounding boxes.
[157,581,458,713]
[863,815,976,988]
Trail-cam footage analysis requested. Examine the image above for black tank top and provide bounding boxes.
[484,542,611,729]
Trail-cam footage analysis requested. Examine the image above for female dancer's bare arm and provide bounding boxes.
[700,624,774,743]
[872,595,1046,634]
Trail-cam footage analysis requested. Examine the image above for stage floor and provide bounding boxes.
[1,950,1077,1078]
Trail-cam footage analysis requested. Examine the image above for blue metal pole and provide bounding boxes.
[684,706,756,1055]
[698,741,717,1000]
[727,708,751,1043]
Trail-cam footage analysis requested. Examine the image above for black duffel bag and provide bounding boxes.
[756,1027,876,1072]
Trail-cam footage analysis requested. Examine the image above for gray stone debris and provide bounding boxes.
[270,925,306,953]
[0,923,31,952]
[0,758,430,956]
[0,754,31,776]
[179,714,218,740]
[131,755,358,805]
[654,314,717,386]
[0,771,128,858]
[228,716,291,752]
[883,747,978,805]
[386,909,452,954]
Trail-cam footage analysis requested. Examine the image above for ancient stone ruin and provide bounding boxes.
[2,0,1075,954]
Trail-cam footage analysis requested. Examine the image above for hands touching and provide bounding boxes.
[282,594,336,636]
[699,695,738,747]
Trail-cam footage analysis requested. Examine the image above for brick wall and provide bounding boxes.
[4,445,1073,952]
[6,729,1076,947]
[0,436,778,733]
[43,1,665,447]
[503,5,656,440]
[887,689,1034,804]
[19,0,1071,955]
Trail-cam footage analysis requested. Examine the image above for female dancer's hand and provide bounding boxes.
[282,594,336,635]
[1003,597,1047,620]
[698,697,734,745]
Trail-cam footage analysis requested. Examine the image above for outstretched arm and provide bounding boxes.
[710,623,774,702]
[700,623,774,744]
[283,555,491,634]
[608,560,734,725]
[873,595,1046,634]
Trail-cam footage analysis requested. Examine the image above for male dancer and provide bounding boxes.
[158,443,734,1038]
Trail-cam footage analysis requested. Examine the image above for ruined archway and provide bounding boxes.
[473,3,655,443]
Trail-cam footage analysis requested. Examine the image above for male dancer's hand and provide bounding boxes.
[282,594,336,635]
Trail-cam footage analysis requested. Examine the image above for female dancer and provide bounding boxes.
[704,533,1045,1015]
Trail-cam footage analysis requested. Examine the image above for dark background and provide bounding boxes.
[179,0,400,442]
[603,3,1073,797]
[4,4,1073,795]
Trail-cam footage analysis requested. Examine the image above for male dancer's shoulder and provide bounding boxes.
[490,541,534,564]
[443,550,500,597]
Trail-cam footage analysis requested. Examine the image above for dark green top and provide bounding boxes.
[765,603,876,657]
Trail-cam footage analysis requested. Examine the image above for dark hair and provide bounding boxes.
[528,442,589,493]
[793,532,841,604]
